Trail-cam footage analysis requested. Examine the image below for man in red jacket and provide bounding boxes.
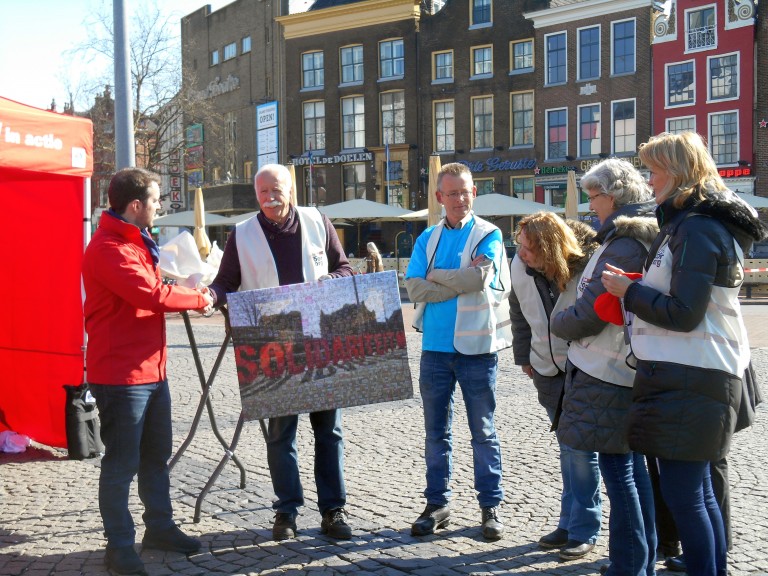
[83,167,212,576]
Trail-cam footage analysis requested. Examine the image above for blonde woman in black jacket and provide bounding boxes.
[602,132,767,576]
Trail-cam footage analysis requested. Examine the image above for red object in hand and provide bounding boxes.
[594,272,642,325]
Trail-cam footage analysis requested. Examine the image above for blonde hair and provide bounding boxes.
[639,132,727,208]
[515,212,585,292]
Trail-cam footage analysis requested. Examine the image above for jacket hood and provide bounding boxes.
[565,219,600,278]
[596,200,658,244]
[694,191,768,249]
[658,190,768,253]
[612,214,660,246]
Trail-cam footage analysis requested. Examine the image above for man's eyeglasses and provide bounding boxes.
[443,190,473,200]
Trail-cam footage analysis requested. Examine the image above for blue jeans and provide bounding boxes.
[546,406,602,544]
[599,451,657,576]
[419,351,503,508]
[658,459,727,576]
[266,409,346,515]
[90,381,174,548]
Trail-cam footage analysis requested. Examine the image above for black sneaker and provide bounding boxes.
[141,525,201,554]
[481,506,504,540]
[665,554,686,572]
[272,512,298,541]
[411,503,450,536]
[559,539,595,560]
[104,545,147,575]
[539,527,569,549]
[321,507,352,540]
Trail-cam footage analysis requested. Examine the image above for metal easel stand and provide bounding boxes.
[169,306,255,522]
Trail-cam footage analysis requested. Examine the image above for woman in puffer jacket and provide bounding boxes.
[602,132,767,576]
[551,158,659,575]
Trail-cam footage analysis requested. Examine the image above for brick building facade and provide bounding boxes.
[652,0,757,195]
[524,0,654,205]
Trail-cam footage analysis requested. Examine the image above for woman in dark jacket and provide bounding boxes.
[602,132,766,576]
[509,213,602,553]
[551,158,659,575]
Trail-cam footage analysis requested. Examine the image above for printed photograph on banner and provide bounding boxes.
[228,271,412,421]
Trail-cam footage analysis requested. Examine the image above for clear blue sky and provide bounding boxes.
[0,0,227,111]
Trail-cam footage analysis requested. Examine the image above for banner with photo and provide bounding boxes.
[228,270,412,421]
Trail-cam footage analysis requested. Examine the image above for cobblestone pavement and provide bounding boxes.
[1,310,767,576]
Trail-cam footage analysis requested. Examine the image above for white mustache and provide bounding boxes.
[262,200,283,208]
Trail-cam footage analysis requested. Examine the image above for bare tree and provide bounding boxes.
[69,1,222,176]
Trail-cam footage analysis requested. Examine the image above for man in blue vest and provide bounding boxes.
[208,164,354,541]
[405,162,513,540]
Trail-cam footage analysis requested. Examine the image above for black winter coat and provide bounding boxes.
[624,191,767,461]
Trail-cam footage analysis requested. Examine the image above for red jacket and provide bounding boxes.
[83,212,206,384]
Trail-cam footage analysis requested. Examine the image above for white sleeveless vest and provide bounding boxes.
[413,215,513,354]
[510,254,568,376]
[235,206,328,290]
[566,239,640,387]
[632,233,750,377]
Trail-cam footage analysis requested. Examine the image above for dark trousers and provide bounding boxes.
[648,456,731,554]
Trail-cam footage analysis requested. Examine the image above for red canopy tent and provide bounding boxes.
[0,96,93,448]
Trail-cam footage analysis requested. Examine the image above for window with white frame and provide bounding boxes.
[471,46,493,77]
[709,111,738,164]
[380,39,404,79]
[709,53,738,101]
[612,99,636,154]
[341,96,365,149]
[210,49,219,66]
[545,32,566,85]
[546,108,567,160]
[224,42,237,61]
[471,0,492,26]
[434,100,455,152]
[340,45,364,84]
[303,101,326,152]
[667,61,695,106]
[666,116,696,134]
[472,96,494,149]
[381,91,405,145]
[302,51,324,89]
[511,176,535,201]
[612,19,635,75]
[511,91,534,147]
[475,178,494,195]
[578,26,600,81]
[579,104,601,157]
[433,50,454,82]
[343,164,366,200]
[686,5,716,51]
[242,36,251,53]
[510,39,533,73]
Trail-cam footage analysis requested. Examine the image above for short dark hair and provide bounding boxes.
[108,167,161,214]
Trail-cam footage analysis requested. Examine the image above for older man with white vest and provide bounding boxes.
[405,162,512,541]
[208,164,354,542]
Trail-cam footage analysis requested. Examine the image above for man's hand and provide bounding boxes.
[471,254,491,267]
[194,287,214,316]
[521,364,533,379]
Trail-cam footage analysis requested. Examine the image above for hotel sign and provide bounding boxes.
[293,152,373,166]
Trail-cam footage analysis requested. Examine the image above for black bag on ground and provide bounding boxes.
[64,384,103,459]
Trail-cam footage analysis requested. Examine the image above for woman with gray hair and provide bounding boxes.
[551,158,659,575]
